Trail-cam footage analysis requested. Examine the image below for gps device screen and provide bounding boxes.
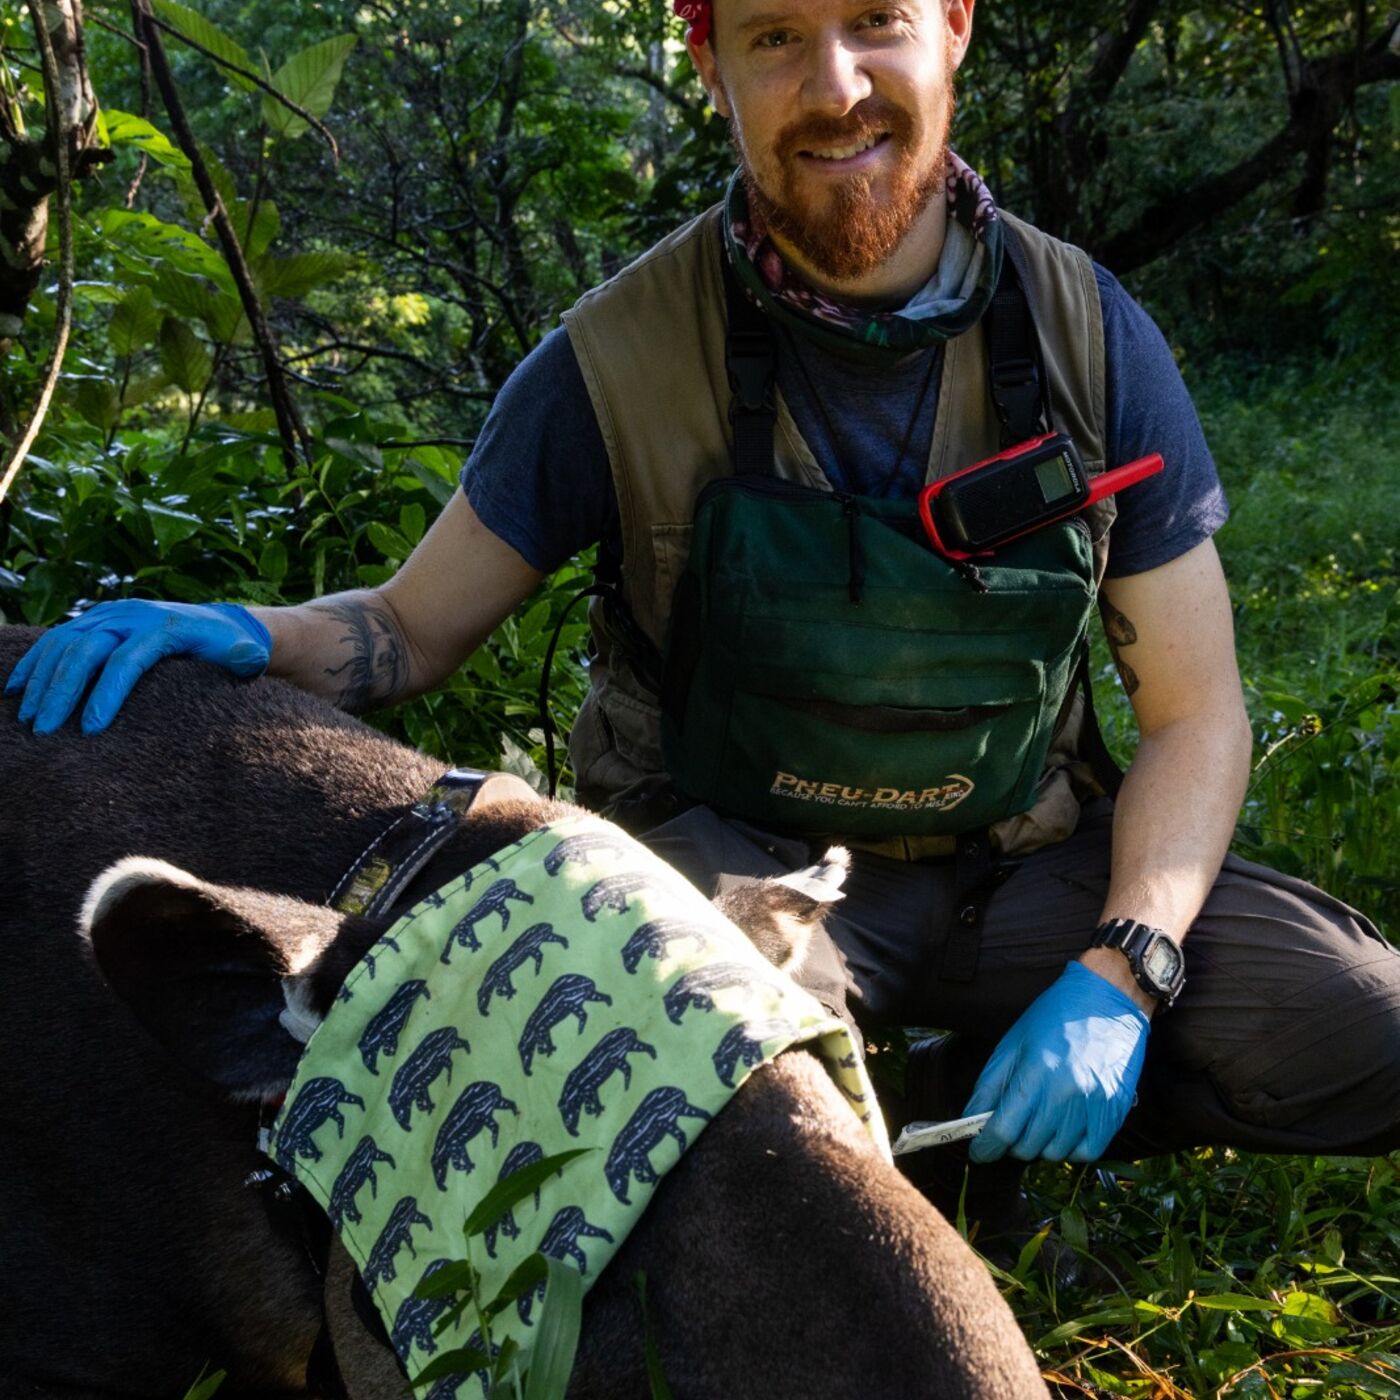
[1034,453,1075,502]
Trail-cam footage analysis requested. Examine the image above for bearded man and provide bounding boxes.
[10,0,1398,1237]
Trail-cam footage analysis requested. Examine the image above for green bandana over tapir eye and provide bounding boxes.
[269,816,883,1397]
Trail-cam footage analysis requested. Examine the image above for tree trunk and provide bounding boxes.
[0,0,103,358]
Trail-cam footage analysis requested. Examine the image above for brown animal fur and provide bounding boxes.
[0,627,1047,1399]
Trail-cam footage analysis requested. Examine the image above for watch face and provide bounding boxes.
[1144,936,1184,987]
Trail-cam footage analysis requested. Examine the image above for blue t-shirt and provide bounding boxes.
[461,263,1226,581]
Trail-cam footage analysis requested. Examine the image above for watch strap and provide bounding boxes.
[1090,918,1184,1006]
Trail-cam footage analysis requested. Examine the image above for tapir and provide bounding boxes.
[0,626,1048,1399]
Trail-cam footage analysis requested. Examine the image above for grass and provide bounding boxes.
[1015,358,1400,1397]
[1091,356,1399,930]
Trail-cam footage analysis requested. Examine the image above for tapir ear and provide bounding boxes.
[712,847,850,971]
[82,857,357,1099]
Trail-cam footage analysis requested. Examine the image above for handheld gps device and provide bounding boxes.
[918,432,1164,560]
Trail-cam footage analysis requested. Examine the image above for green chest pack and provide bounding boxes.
[654,248,1101,840]
[660,483,1095,838]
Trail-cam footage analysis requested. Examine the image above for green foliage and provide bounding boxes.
[407,1150,592,1397]
[260,35,358,139]
[1091,361,1398,929]
[180,1367,225,1400]
[1009,1150,1400,1396]
[149,0,258,92]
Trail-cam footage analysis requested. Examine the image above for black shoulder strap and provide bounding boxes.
[721,243,778,476]
[980,243,1049,448]
[1074,647,1125,800]
[984,246,1124,796]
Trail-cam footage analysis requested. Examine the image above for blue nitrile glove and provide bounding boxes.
[5,600,271,735]
[964,960,1150,1164]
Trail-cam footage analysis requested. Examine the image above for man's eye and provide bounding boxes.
[756,29,793,48]
[861,10,898,28]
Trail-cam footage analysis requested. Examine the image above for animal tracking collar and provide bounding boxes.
[327,767,537,918]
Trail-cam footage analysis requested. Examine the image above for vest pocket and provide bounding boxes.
[571,680,666,807]
[695,653,1052,836]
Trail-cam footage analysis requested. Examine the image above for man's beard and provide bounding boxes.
[737,89,954,284]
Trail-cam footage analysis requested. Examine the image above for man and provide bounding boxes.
[9,0,1397,1195]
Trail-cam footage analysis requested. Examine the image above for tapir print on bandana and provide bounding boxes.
[269,817,883,1397]
[724,153,1004,364]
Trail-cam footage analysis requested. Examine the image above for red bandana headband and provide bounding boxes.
[673,0,712,45]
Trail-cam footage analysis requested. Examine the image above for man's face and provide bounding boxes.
[693,1,974,284]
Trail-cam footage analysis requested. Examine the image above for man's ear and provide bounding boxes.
[945,0,975,71]
[688,38,733,120]
[82,858,362,1099]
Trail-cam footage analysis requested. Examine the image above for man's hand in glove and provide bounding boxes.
[6,600,271,735]
[963,960,1151,1163]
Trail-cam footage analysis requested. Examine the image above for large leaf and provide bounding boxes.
[366,521,412,562]
[97,211,231,285]
[253,251,359,300]
[159,317,213,394]
[522,1258,584,1400]
[151,268,227,322]
[402,458,457,507]
[71,281,125,304]
[143,502,205,551]
[122,371,171,408]
[150,1,257,91]
[109,288,161,356]
[237,198,281,261]
[150,270,242,344]
[73,379,121,432]
[103,110,189,169]
[262,35,359,139]
[461,1150,593,1240]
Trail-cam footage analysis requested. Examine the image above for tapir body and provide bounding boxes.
[0,628,1048,1398]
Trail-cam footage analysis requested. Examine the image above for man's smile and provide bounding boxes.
[795,131,893,171]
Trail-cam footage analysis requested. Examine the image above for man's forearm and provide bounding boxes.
[250,590,428,713]
[1080,708,1252,1011]
[242,495,544,716]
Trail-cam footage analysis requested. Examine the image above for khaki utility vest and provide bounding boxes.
[561,204,1113,858]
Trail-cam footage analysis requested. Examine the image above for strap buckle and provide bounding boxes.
[989,354,1044,445]
[726,329,775,418]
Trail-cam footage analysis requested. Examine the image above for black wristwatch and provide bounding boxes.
[1089,919,1185,1007]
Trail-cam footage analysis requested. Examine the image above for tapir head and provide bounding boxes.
[82,857,381,1099]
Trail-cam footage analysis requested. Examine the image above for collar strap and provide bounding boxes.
[328,768,538,918]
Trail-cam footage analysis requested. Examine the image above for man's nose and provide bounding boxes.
[801,34,873,116]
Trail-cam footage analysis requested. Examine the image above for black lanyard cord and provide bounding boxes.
[781,327,939,499]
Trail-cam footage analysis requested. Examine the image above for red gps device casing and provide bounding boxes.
[918,432,1164,561]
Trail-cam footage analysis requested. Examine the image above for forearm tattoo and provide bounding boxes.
[312,599,412,713]
[1100,596,1141,698]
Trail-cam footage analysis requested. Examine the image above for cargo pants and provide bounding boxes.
[642,799,1400,1159]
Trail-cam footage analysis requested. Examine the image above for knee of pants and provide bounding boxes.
[1207,968,1400,1143]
